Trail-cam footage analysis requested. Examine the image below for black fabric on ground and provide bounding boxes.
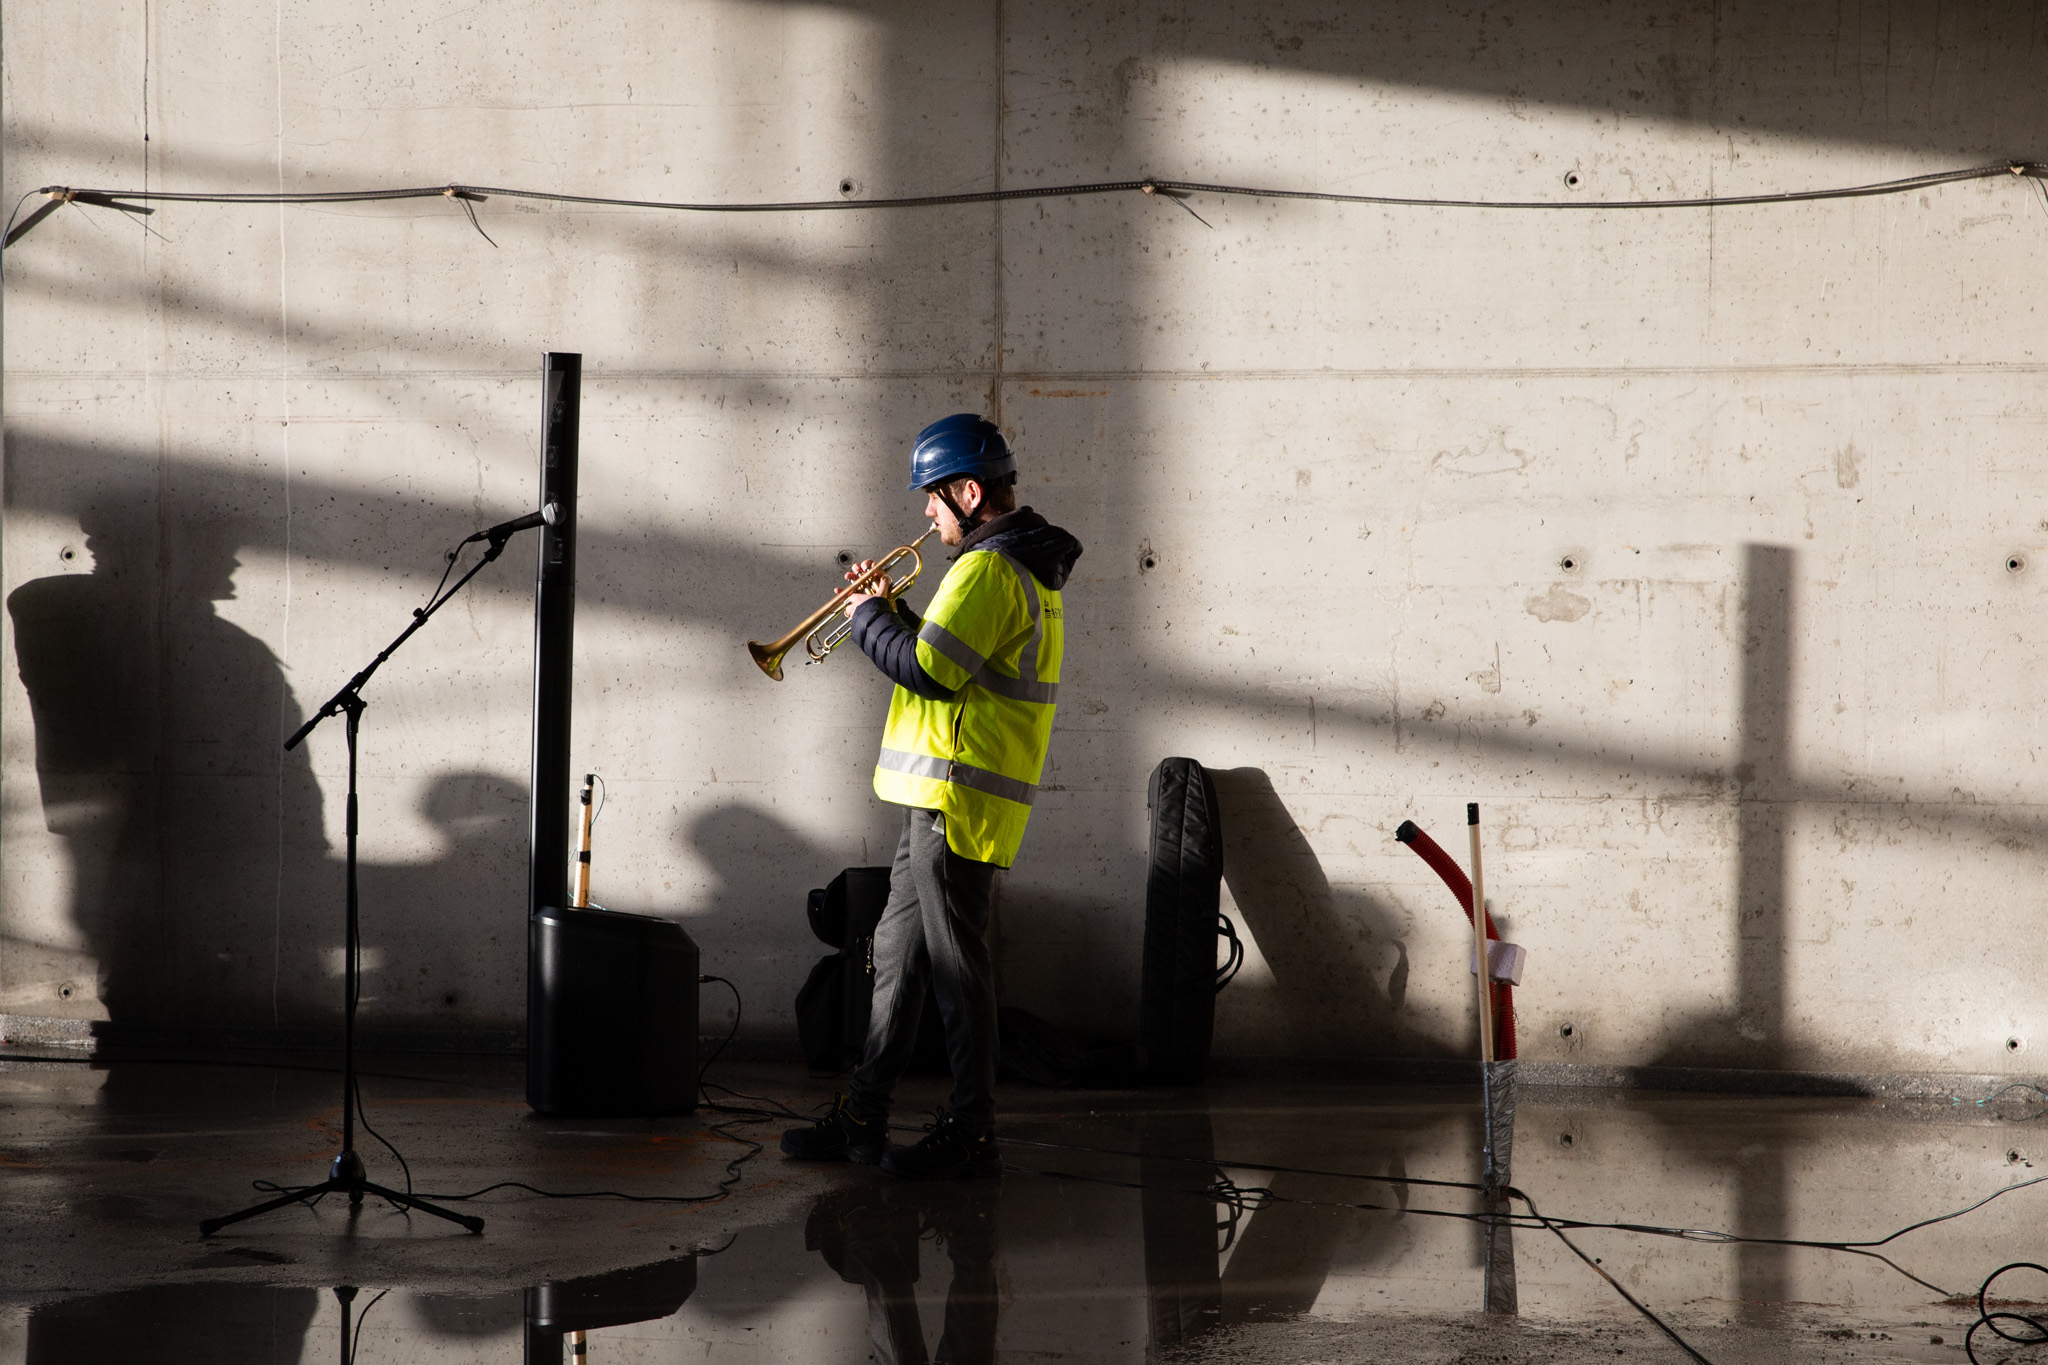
[997,1006,1138,1088]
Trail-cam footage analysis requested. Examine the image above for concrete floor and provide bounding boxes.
[0,1052,2040,1363]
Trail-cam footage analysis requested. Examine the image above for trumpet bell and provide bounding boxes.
[747,639,786,681]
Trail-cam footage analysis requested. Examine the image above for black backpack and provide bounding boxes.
[793,868,946,1075]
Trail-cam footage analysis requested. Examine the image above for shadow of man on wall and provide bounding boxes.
[685,801,855,929]
[8,499,155,1017]
[9,497,329,1033]
[351,770,529,1031]
[683,802,870,1044]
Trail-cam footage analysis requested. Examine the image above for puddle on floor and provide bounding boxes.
[0,1072,2041,1362]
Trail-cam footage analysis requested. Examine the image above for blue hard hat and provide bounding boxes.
[908,413,1015,490]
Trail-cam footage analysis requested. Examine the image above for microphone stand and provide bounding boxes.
[199,526,535,1237]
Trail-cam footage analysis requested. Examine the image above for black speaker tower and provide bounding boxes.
[528,353,580,925]
[525,354,699,1116]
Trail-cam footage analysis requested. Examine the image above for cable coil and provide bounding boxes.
[1968,1263,2048,1365]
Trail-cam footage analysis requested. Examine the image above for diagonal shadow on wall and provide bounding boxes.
[1210,767,1431,1059]
[1151,0,2048,160]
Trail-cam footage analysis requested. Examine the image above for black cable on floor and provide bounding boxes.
[996,1133,2048,1364]
[701,1080,813,1122]
[1966,1263,2048,1365]
[1513,1189,1712,1365]
[998,1147,1720,1360]
[225,974,800,1215]
[408,974,826,1208]
[353,1071,413,1196]
[997,1132,2046,1283]
[346,1289,389,1365]
[697,976,741,1089]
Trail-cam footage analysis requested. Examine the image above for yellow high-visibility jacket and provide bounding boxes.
[872,547,1064,866]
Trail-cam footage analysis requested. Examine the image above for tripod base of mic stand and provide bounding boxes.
[199,1149,484,1237]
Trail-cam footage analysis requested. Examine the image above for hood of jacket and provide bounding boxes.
[957,507,1083,591]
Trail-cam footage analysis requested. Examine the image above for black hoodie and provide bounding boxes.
[849,507,1083,700]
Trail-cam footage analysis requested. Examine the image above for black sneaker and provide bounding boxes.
[780,1095,886,1164]
[880,1110,1001,1180]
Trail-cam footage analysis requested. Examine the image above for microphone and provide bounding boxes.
[466,502,561,544]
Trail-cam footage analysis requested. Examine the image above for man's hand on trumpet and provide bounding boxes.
[841,560,894,618]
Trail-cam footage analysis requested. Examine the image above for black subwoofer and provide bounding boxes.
[527,905,698,1116]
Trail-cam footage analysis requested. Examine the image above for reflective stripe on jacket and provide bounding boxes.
[872,548,1063,866]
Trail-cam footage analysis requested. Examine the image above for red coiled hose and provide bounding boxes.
[1394,819,1517,1060]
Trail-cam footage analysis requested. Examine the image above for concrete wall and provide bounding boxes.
[3,1,2044,1073]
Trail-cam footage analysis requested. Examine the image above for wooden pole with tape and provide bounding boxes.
[574,773,595,909]
[1468,802,1494,1064]
[1471,801,1516,1314]
[1393,809,1516,1313]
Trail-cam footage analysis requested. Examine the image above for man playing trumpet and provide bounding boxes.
[781,413,1083,1179]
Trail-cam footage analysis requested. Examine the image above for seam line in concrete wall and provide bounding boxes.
[16,363,2048,385]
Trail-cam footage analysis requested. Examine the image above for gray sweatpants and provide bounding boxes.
[847,807,1001,1134]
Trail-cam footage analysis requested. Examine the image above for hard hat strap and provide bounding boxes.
[933,482,983,536]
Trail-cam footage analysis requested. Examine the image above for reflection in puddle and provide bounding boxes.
[9,1086,2042,1361]
[525,1258,698,1362]
[21,1259,700,1365]
[25,1285,320,1364]
[807,1182,998,1365]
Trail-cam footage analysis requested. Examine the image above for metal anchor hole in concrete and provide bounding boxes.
[836,550,855,566]
[1558,1022,1576,1039]
[1564,171,1581,188]
[2007,1036,2023,1051]
[2008,554,2026,573]
[1560,555,1578,572]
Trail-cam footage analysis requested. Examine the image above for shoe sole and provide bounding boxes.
[879,1154,1002,1180]
[779,1136,885,1164]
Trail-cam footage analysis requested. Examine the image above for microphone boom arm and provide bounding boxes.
[285,532,521,751]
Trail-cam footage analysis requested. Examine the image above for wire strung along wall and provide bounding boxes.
[6,162,2046,251]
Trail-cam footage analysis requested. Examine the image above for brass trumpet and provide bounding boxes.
[748,524,939,680]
